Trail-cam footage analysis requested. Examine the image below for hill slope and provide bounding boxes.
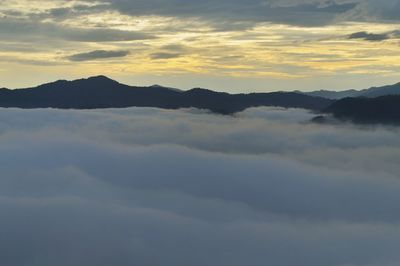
[324,95,400,124]
[303,89,359,100]
[0,76,333,114]
[302,82,400,100]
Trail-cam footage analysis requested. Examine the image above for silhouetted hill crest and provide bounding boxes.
[302,82,400,99]
[0,76,333,113]
[324,95,400,124]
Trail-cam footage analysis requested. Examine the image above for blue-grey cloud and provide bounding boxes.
[352,0,400,22]
[347,30,400,42]
[63,0,400,27]
[0,17,153,43]
[150,52,182,59]
[46,4,111,20]
[67,50,130,61]
[1,107,400,265]
[349,31,390,41]
[100,0,358,27]
[2,0,400,37]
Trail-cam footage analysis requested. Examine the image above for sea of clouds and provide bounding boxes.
[1,106,400,266]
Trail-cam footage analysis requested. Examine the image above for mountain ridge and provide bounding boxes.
[0,76,333,114]
[300,82,400,100]
[323,95,400,124]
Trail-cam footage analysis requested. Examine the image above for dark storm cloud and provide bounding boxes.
[67,50,130,61]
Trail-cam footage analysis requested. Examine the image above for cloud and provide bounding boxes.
[56,0,400,27]
[2,0,400,91]
[150,44,189,59]
[67,50,130,61]
[348,31,391,41]
[45,3,111,20]
[349,0,400,22]
[150,52,182,60]
[1,107,400,265]
[100,0,358,27]
[0,17,153,43]
[0,0,380,29]
[64,28,152,43]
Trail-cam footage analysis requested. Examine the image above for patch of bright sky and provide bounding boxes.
[0,1,399,91]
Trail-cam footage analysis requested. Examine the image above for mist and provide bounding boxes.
[1,107,400,266]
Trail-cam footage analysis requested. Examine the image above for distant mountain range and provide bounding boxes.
[304,82,400,125]
[299,82,400,100]
[0,76,332,114]
[2,75,400,124]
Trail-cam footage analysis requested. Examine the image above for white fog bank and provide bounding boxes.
[1,107,400,266]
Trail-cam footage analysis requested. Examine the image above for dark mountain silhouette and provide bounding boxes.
[302,89,359,100]
[0,76,333,114]
[300,82,400,99]
[324,95,400,124]
[360,83,400,98]
[149,84,182,92]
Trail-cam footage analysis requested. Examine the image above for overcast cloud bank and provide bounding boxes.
[1,106,400,266]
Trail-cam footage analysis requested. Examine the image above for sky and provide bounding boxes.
[0,0,400,92]
[2,106,400,265]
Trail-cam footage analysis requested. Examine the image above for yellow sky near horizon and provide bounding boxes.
[0,0,400,92]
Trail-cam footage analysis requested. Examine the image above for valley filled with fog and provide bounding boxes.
[1,107,400,266]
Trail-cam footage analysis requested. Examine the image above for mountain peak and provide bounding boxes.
[86,75,118,83]
[149,84,182,92]
[0,76,333,113]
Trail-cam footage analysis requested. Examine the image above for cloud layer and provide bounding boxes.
[67,50,130,61]
[1,107,400,265]
[24,0,400,27]
[1,0,400,91]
